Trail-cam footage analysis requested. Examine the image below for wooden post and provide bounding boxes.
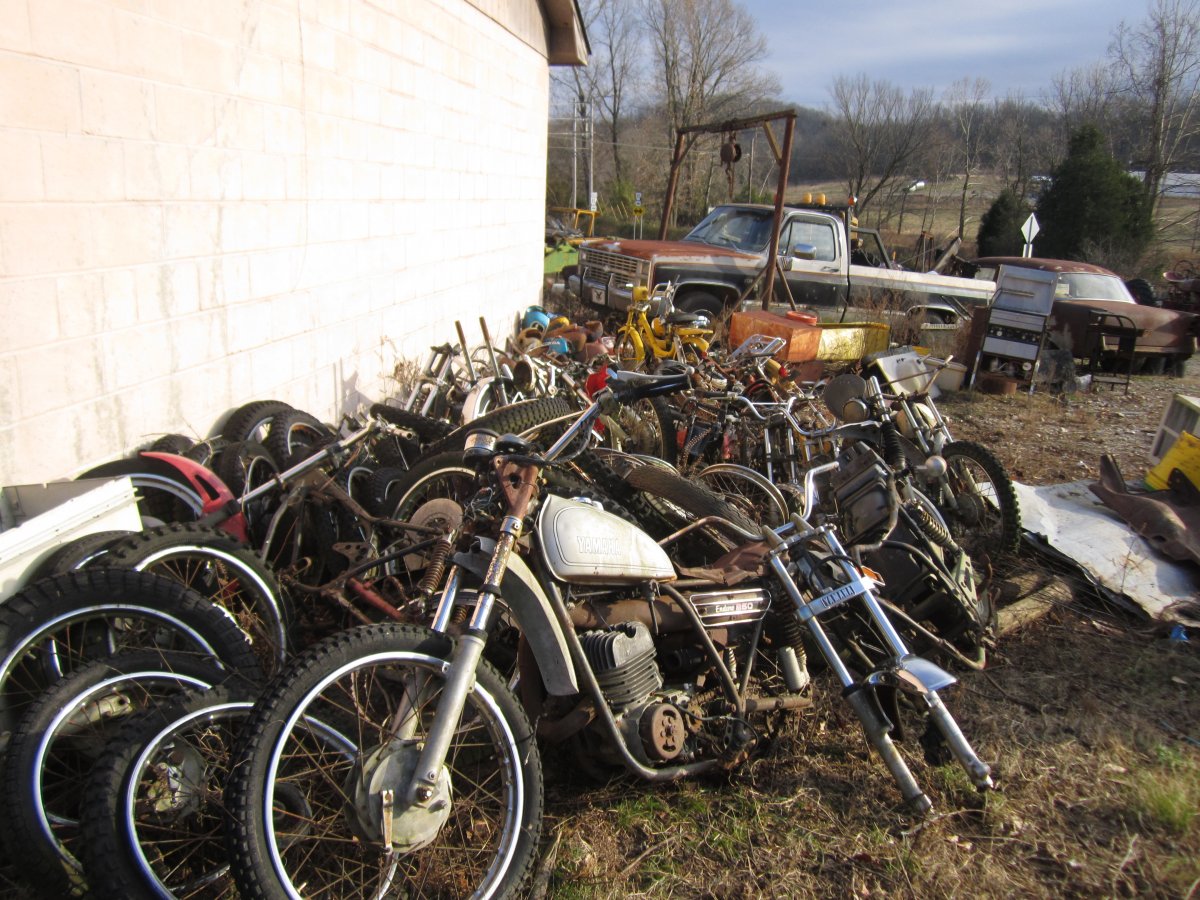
[762,113,796,310]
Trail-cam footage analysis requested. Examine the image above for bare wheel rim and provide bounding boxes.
[262,650,524,898]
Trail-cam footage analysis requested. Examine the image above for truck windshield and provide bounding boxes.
[683,207,772,253]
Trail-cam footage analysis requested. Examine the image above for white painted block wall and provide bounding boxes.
[0,0,550,484]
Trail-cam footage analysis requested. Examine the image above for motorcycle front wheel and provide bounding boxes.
[225,623,542,900]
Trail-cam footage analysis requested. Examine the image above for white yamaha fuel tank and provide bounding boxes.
[537,494,676,584]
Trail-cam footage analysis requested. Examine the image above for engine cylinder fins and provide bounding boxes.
[580,621,663,712]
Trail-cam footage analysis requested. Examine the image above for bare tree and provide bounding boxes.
[1046,63,1120,152]
[642,0,780,217]
[1109,0,1200,214]
[944,77,991,238]
[826,75,935,214]
[986,92,1058,199]
[565,0,644,188]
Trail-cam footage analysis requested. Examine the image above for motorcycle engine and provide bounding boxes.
[829,443,894,544]
[578,621,695,764]
[830,444,983,646]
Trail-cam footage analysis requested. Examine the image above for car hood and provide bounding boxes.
[583,238,757,261]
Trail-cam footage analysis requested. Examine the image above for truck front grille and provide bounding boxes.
[580,248,649,286]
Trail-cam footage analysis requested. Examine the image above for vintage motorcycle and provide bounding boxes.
[224,368,994,899]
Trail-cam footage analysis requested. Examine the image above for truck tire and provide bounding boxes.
[676,290,725,322]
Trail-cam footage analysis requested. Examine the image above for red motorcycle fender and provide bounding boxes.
[140,451,248,543]
[453,539,578,696]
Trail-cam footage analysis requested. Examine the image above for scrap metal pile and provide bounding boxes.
[1,284,1029,897]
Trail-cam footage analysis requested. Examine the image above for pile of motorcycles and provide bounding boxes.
[0,286,1022,898]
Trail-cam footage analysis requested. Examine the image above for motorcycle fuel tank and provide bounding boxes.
[537,495,676,584]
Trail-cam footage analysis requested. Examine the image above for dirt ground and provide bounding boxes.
[537,366,1200,899]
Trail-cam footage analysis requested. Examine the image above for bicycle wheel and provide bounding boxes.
[0,569,261,747]
[695,463,789,528]
[103,523,293,674]
[81,684,257,900]
[0,652,233,897]
[225,624,542,899]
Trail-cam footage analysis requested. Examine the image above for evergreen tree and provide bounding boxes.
[976,188,1031,257]
[1033,124,1153,261]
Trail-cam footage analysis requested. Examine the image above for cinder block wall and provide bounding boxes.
[0,0,549,484]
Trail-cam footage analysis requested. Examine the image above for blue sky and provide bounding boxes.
[743,0,1139,108]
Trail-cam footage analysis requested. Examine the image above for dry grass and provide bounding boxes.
[537,601,1200,899]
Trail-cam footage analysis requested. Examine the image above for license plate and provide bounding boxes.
[590,286,606,306]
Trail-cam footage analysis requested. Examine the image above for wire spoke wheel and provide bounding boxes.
[226,625,541,899]
[80,686,256,898]
[935,440,1021,564]
[695,463,789,527]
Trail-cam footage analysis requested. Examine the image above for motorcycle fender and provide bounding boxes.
[453,539,579,696]
[460,376,504,424]
[866,654,957,695]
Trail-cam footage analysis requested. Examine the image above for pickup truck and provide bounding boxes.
[566,201,995,327]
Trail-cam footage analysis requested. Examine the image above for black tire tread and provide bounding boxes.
[0,569,262,744]
[102,523,294,668]
[221,400,293,444]
[623,464,758,534]
[79,682,256,900]
[1,653,234,897]
[941,440,1022,557]
[264,409,334,470]
[426,396,574,455]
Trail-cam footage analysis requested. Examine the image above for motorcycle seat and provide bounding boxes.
[661,310,704,327]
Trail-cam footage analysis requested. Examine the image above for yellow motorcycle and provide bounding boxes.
[613,282,713,371]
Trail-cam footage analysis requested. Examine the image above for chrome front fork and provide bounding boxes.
[405,515,522,806]
[768,522,993,811]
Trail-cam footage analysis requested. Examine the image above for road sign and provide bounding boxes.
[1021,214,1040,258]
[632,204,645,217]
[635,191,643,205]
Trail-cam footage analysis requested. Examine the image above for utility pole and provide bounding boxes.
[582,92,594,211]
[570,97,578,210]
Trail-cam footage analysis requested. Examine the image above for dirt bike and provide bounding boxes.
[224,367,993,899]
[861,352,1022,560]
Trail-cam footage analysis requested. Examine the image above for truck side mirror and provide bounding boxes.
[789,242,817,261]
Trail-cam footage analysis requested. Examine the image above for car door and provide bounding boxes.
[778,214,847,309]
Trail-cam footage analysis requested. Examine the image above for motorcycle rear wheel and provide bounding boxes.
[225,624,542,900]
[934,440,1021,561]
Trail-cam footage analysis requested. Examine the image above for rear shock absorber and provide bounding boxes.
[417,535,454,600]
[904,498,956,550]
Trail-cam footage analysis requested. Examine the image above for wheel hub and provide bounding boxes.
[404,498,464,569]
[953,491,987,526]
[348,742,453,854]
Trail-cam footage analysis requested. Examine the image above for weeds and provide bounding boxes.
[1129,745,1200,836]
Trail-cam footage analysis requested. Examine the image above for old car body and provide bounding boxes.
[971,257,1198,370]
